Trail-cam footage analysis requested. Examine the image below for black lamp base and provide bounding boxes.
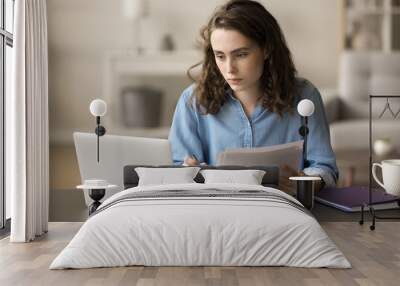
[88,188,106,215]
[296,181,315,210]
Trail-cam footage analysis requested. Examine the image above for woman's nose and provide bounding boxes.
[226,58,237,74]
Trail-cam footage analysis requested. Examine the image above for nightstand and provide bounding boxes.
[289,176,321,210]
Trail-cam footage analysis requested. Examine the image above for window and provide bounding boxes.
[0,0,14,231]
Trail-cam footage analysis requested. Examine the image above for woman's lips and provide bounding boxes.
[228,79,242,84]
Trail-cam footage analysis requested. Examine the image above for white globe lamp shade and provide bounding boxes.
[297,99,315,117]
[90,99,107,117]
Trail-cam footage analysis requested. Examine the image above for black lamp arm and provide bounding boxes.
[299,116,309,169]
[94,116,106,163]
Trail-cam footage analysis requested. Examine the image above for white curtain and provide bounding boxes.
[8,0,49,242]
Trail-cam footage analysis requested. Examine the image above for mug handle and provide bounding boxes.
[372,163,385,189]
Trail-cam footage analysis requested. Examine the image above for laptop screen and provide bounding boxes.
[74,132,172,205]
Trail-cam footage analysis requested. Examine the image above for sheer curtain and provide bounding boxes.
[8,0,49,242]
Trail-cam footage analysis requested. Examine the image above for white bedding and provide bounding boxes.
[50,183,351,269]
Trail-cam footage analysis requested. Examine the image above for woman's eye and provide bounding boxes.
[215,54,225,60]
[236,53,248,58]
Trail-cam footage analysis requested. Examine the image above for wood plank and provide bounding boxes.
[0,222,400,286]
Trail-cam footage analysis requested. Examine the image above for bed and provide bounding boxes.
[50,165,350,269]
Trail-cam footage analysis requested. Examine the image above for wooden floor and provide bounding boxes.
[1,222,400,286]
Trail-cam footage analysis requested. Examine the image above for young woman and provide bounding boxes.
[168,0,338,188]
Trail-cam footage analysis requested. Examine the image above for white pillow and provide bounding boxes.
[135,167,201,186]
[200,169,266,185]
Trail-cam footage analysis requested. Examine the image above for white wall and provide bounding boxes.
[48,0,341,145]
[264,0,340,87]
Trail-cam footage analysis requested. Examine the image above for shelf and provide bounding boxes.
[347,8,400,15]
[343,0,400,51]
[102,49,200,140]
[105,49,202,76]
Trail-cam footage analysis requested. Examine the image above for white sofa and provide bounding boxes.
[325,51,400,151]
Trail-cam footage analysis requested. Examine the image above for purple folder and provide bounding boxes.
[315,186,400,212]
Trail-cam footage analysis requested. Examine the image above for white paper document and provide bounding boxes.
[216,140,303,172]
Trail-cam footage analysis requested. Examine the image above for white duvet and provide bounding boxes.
[50,183,351,269]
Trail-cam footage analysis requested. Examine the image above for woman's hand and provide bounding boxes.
[281,165,325,192]
[280,165,305,195]
[183,155,200,166]
[282,165,305,177]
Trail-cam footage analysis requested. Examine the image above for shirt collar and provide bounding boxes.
[225,89,265,120]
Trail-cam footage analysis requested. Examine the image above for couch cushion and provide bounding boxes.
[330,119,400,150]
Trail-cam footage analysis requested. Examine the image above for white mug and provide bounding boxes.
[372,159,400,196]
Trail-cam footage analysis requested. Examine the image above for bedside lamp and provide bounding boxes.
[293,99,319,210]
[297,99,315,169]
[89,99,107,163]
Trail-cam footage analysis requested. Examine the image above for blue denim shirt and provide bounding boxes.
[168,78,338,187]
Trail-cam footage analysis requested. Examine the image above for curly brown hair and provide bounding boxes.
[188,0,297,116]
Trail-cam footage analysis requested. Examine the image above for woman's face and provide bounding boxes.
[210,28,266,94]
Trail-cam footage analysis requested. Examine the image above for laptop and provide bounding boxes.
[73,132,172,206]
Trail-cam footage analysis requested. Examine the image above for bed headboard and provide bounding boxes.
[123,165,279,189]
